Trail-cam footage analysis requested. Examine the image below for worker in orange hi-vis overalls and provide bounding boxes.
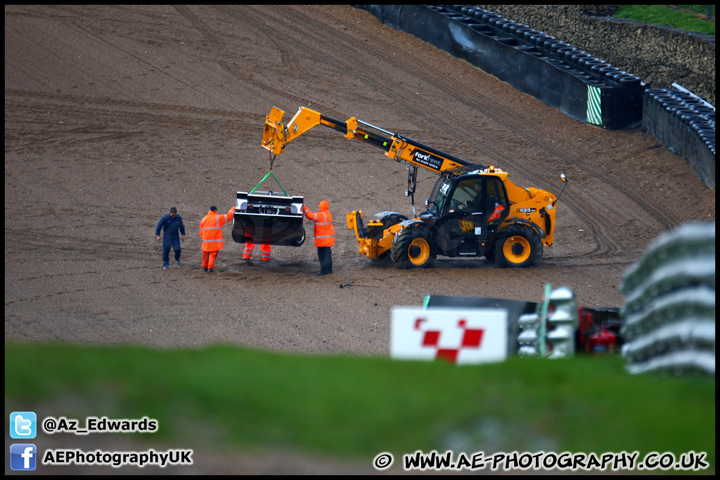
[302,200,335,276]
[243,241,271,262]
[199,205,235,272]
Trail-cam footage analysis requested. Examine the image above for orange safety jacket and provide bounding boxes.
[199,207,235,252]
[303,201,335,247]
[489,203,505,222]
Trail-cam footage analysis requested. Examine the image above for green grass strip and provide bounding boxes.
[616,5,715,36]
[4,342,715,470]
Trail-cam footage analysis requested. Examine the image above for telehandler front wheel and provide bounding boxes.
[391,227,436,269]
[494,224,542,268]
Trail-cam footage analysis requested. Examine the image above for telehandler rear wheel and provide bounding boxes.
[494,224,542,268]
[391,226,436,269]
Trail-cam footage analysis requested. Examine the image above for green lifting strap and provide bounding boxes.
[249,170,290,196]
[249,154,290,196]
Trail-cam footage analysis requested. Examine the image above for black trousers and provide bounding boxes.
[162,240,181,266]
[317,246,332,273]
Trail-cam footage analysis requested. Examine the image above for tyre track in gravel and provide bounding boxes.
[8,4,320,145]
[207,5,632,262]
[174,5,303,76]
[61,18,212,102]
[5,6,268,144]
[4,89,263,200]
[176,5,318,111]
[4,90,257,130]
[4,89,264,192]
[5,228,148,261]
[220,5,457,123]
[5,6,214,105]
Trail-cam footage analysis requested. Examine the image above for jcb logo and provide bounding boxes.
[459,220,474,233]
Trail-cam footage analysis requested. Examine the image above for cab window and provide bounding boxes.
[447,179,478,212]
[486,177,507,207]
[428,177,453,213]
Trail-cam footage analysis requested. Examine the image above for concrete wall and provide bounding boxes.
[479,5,715,106]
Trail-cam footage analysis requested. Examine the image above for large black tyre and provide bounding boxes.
[377,212,409,229]
[288,227,306,247]
[390,226,436,269]
[494,224,543,268]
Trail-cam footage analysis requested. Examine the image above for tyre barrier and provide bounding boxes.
[354,4,643,130]
[620,222,715,376]
[353,5,715,189]
[643,87,715,190]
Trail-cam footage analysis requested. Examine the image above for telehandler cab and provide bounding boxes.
[262,106,568,269]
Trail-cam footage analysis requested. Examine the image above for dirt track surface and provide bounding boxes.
[4,5,715,474]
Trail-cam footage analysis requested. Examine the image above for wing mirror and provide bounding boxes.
[553,173,569,206]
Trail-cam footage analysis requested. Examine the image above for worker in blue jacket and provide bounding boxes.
[155,207,186,269]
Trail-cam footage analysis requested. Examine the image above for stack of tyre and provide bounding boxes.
[643,88,715,189]
[454,5,642,89]
[620,222,715,376]
[645,88,715,154]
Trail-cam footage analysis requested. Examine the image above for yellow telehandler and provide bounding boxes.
[261,106,568,268]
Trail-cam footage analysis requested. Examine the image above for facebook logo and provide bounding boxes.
[10,444,37,471]
[10,411,37,439]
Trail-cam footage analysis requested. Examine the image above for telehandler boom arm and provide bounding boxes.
[262,106,479,175]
